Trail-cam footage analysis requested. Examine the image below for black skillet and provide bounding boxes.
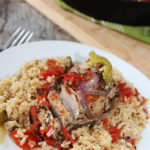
[61,0,150,26]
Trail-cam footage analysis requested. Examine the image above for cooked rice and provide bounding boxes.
[0,57,149,150]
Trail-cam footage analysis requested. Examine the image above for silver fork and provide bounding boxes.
[0,27,34,52]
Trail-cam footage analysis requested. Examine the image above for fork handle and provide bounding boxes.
[0,48,4,52]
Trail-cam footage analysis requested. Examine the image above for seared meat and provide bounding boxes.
[37,59,120,135]
[104,81,120,112]
[60,85,85,121]
[37,105,61,139]
[48,90,72,126]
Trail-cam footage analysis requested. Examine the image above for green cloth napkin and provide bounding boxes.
[56,0,150,44]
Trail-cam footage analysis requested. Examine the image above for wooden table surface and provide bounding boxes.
[25,0,150,79]
[0,0,75,48]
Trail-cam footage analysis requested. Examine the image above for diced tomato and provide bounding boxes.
[104,148,108,150]
[43,136,56,146]
[47,59,57,66]
[108,126,121,143]
[102,118,108,129]
[118,82,133,99]
[10,130,38,150]
[128,139,135,146]
[61,125,75,144]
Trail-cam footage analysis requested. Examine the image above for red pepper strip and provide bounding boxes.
[10,130,38,150]
[128,139,135,146]
[61,126,75,144]
[102,118,108,129]
[30,106,38,122]
[30,106,39,134]
[62,71,91,89]
[43,136,56,146]
[42,82,50,90]
[55,145,66,150]
[35,90,50,108]
[118,82,133,99]
[108,126,121,143]
[134,88,140,101]
[135,88,139,96]
[62,72,82,81]
[141,97,147,105]
[65,87,71,95]
[48,66,65,80]
[39,70,50,80]
[40,126,51,135]
[63,70,91,82]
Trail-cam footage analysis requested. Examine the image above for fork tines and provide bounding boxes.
[3,27,34,49]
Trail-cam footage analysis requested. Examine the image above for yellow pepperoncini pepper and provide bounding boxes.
[0,111,8,125]
[89,51,112,85]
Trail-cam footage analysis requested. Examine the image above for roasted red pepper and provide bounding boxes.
[128,138,135,146]
[39,60,65,81]
[42,82,50,90]
[10,130,38,150]
[108,126,121,143]
[61,125,75,144]
[30,106,39,134]
[35,90,49,108]
[118,82,133,99]
[44,136,56,146]
[102,118,108,129]
[55,145,66,150]
[141,97,147,105]
[47,59,57,66]
[62,70,91,89]
[40,126,51,135]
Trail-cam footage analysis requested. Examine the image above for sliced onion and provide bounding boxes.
[76,67,108,119]
[76,89,87,109]
[84,67,99,91]
[69,65,79,73]
[84,90,106,96]
[95,112,111,120]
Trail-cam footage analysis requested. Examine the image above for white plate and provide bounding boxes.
[0,41,149,150]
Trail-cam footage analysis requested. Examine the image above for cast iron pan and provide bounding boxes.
[62,0,150,26]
